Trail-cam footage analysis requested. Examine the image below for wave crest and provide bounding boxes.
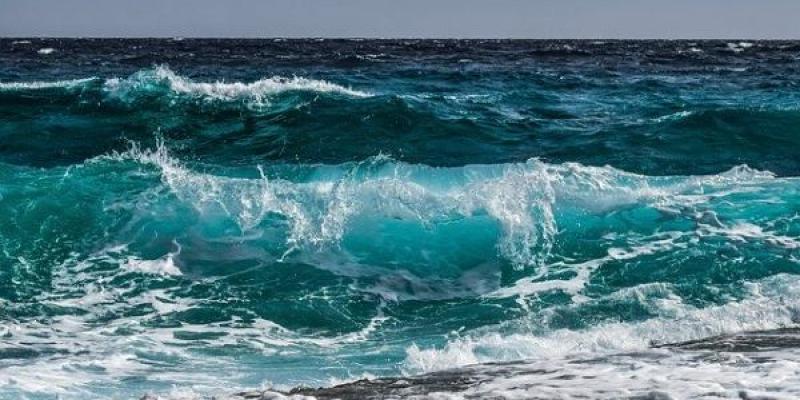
[96,142,780,271]
[404,273,800,374]
[0,66,370,109]
[0,77,98,91]
[103,66,370,106]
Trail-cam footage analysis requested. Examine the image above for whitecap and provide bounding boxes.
[98,142,785,271]
[0,77,96,90]
[651,110,693,123]
[123,254,182,277]
[103,65,371,107]
[404,273,800,374]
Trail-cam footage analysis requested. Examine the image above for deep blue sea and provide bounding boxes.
[2,39,800,399]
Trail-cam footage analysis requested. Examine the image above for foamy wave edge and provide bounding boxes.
[404,273,800,374]
[90,140,780,271]
[0,77,98,90]
[0,66,371,101]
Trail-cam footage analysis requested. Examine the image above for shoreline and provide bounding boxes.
[219,328,800,400]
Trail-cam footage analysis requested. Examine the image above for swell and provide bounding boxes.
[2,68,366,103]
[3,143,800,398]
[3,142,796,294]
[0,77,97,90]
[103,65,371,104]
[3,68,800,176]
[99,142,792,262]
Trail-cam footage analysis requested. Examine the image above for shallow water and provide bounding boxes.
[1,39,800,399]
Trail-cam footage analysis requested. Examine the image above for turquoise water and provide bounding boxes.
[2,39,800,399]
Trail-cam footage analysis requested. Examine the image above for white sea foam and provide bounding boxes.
[404,273,800,375]
[699,221,800,249]
[100,142,785,272]
[4,148,799,399]
[727,42,755,53]
[103,65,370,106]
[0,66,369,108]
[0,238,394,397]
[0,77,96,90]
[651,110,693,123]
[123,254,183,276]
[119,240,184,276]
[153,350,800,399]
[108,142,559,267]
[37,47,56,55]
[411,348,800,399]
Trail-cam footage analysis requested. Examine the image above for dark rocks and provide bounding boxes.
[653,327,800,352]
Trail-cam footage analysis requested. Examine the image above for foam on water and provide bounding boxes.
[103,65,371,107]
[107,141,559,267]
[5,143,792,395]
[0,66,370,110]
[0,77,97,90]
[113,143,787,272]
[123,253,183,276]
[2,143,799,399]
[3,38,800,400]
[413,349,800,400]
[404,273,800,374]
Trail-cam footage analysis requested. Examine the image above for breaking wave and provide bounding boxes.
[4,39,800,399]
[95,142,782,271]
[0,65,370,108]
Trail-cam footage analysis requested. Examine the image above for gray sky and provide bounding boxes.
[1,0,799,39]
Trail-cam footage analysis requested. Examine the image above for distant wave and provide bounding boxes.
[0,66,370,108]
[0,77,97,90]
[104,65,371,105]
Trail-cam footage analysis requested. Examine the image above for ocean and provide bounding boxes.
[1,38,800,399]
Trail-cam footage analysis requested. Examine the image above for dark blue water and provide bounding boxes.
[2,39,800,399]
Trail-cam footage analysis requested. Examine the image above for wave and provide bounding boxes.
[404,273,800,374]
[0,65,370,107]
[5,139,792,293]
[266,325,800,400]
[6,39,800,400]
[5,77,800,176]
[102,142,559,268]
[5,67,800,176]
[88,142,784,272]
[4,143,800,398]
[103,65,371,106]
[0,77,97,90]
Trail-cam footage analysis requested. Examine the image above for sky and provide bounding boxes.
[1,0,799,39]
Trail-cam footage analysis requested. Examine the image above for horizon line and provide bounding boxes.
[3,36,799,41]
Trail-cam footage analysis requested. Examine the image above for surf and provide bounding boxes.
[3,39,800,400]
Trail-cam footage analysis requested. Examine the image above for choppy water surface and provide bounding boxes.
[1,39,800,399]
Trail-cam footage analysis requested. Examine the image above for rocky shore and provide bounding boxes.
[216,328,800,400]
